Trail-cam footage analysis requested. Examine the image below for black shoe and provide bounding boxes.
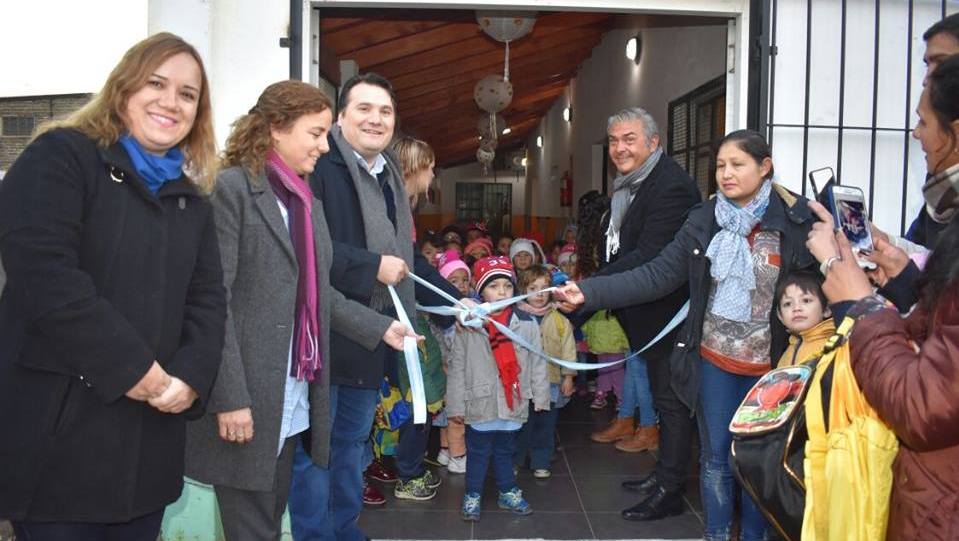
[621,472,659,494]
[621,486,685,521]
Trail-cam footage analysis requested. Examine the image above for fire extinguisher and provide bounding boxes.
[560,171,572,207]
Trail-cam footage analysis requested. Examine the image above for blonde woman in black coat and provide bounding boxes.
[0,33,225,540]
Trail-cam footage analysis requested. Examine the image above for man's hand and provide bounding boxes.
[125,361,171,401]
[561,375,575,397]
[148,377,198,414]
[216,407,254,444]
[382,320,423,350]
[555,281,585,313]
[377,255,409,285]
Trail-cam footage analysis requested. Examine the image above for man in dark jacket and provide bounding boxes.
[587,108,702,521]
[287,73,459,541]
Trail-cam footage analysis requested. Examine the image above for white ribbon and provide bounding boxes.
[408,272,690,371]
[387,284,427,424]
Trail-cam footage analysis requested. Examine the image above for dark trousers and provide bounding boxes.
[215,436,297,541]
[12,509,164,541]
[645,348,696,492]
[513,403,560,470]
[395,412,433,482]
[465,427,517,494]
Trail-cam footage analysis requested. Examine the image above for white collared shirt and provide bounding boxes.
[353,150,387,177]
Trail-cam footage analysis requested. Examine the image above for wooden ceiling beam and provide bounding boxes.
[393,31,603,99]
[323,20,451,54]
[368,12,612,79]
[400,83,566,134]
[343,22,482,69]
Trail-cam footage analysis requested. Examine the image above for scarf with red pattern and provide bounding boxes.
[486,307,521,409]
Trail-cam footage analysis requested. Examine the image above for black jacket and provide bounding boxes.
[0,129,226,521]
[580,185,816,412]
[593,155,701,358]
[311,137,459,389]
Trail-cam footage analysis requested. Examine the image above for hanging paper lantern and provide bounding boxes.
[476,146,495,166]
[476,11,536,43]
[479,138,497,152]
[473,75,513,114]
[477,113,508,140]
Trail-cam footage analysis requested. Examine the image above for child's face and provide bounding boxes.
[468,247,489,260]
[497,237,512,255]
[513,251,533,270]
[559,256,577,277]
[778,284,828,334]
[421,242,439,266]
[447,269,470,297]
[525,276,551,309]
[481,277,514,306]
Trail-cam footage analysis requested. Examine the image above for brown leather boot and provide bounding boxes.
[590,417,634,443]
[615,426,660,453]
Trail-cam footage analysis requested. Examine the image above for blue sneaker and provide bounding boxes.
[461,492,481,521]
[497,487,532,515]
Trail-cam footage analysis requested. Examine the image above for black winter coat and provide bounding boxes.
[579,185,816,412]
[310,138,459,389]
[593,155,701,358]
[0,129,226,522]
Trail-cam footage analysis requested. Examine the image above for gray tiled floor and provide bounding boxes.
[358,395,704,540]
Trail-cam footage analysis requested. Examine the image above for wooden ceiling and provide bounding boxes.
[319,9,727,168]
[319,9,614,168]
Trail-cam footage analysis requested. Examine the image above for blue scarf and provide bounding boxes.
[119,134,185,194]
[704,179,773,322]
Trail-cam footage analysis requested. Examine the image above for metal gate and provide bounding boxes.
[750,0,959,235]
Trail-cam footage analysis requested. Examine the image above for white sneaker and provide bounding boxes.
[437,448,450,466]
[533,469,551,479]
[447,454,467,473]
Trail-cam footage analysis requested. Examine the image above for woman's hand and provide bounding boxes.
[148,377,198,414]
[217,407,254,444]
[382,320,423,351]
[125,361,171,401]
[561,375,575,397]
[806,201,874,303]
[554,281,585,313]
[863,235,911,281]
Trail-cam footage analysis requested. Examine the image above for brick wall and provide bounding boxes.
[0,94,91,170]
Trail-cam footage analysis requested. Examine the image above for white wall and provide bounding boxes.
[419,162,526,217]
[0,1,148,97]
[526,25,728,217]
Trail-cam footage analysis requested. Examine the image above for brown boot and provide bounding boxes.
[590,417,634,443]
[615,426,660,453]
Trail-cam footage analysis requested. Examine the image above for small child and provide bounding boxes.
[775,271,836,367]
[447,256,550,521]
[513,265,576,478]
[434,250,471,473]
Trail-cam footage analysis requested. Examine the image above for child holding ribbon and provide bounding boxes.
[446,256,550,521]
[512,265,577,478]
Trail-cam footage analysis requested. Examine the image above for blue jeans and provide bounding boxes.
[288,384,379,541]
[618,354,657,427]
[395,412,433,482]
[513,402,560,470]
[465,427,518,494]
[698,359,768,541]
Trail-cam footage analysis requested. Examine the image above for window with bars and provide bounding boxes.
[667,76,726,197]
[753,0,958,235]
[455,182,512,237]
[2,116,35,137]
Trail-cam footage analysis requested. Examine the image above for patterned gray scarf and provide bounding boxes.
[924,162,959,223]
[705,179,773,323]
[605,146,663,261]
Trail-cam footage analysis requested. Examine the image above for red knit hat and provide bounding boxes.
[464,238,494,258]
[473,255,515,293]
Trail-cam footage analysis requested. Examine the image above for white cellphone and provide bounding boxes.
[827,185,877,269]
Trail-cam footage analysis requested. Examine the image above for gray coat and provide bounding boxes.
[184,166,392,492]
[446,309,550,425]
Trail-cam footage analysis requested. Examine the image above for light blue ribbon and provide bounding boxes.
[388,284,427,424]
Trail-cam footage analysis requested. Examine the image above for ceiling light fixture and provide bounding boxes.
[502,127,512,135]
[625,34,642,64]
[536,135,543,148]
[562,107,571,122]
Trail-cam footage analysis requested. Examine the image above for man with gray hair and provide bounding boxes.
[587,107,701,521]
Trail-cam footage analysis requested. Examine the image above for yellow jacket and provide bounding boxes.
[777,318,836,367]
[539,308,577,384]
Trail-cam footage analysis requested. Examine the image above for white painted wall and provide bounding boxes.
[0,1,148,97]
[526,25,727,218]
[419,162,526,217]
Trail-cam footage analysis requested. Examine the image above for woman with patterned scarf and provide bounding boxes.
[183,80,412,540]
[558,130,817,541]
